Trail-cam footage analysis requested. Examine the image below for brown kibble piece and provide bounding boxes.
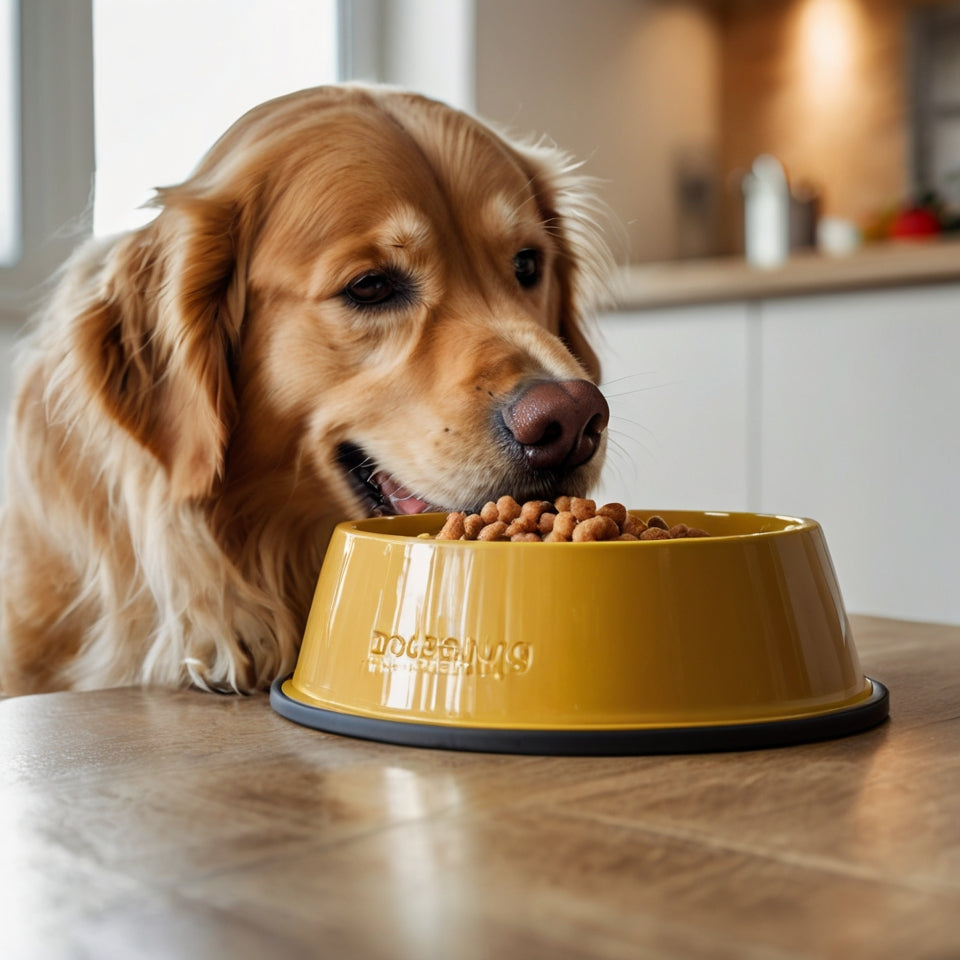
[616,533,639,541]
[480,501,499,524]
[554,496,572,512]
[538,512,556,534]
[506,518,535,537]
[639,526,671,540]
[646,515,669,530]
[669,523,689,538]
[686,527,711,538]
[543,530,570,542]
[497,495,522,523]
[511,532,541,542]
[572,515,620,542]
[597,503,627,529]
[622,515,647,538]
[552,511,577,539]
[477,520,509,541]
[436,512,465,540]
[463,514,485,539]
[570,497,596,521]
[519,500,546,524]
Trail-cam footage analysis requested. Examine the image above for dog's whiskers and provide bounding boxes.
[349,457,376,477]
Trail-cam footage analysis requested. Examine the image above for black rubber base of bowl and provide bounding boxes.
[270,677,890,755]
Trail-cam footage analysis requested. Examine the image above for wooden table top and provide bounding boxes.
[2,614,958,960]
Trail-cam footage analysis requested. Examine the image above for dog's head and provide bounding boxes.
[78,85,614,536]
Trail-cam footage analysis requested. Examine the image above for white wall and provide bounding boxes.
[475,0,720,264]
[344,0,476,112]
[379,0,475,112]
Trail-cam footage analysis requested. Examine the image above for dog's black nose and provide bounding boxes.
[502,379,609,469]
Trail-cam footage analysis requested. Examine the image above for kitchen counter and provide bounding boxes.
[615,236,960,310]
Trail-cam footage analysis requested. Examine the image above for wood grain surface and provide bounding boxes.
[1,614,957,959]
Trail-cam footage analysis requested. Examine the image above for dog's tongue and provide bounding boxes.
[373,471,432,515]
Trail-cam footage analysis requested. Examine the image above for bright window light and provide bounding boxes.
[92,0,339,236]
[0,0,20,266]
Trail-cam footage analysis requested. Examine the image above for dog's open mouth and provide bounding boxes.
[336,443,442,517]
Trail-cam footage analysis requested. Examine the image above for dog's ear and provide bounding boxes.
[75,193,247,500]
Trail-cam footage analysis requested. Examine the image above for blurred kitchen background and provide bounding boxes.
[1,0,958,624]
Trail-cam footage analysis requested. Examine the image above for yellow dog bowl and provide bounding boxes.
[271,510,888,754]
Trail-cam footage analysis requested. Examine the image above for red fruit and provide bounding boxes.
[889,207,941,238]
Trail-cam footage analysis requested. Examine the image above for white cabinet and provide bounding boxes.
[593,303,753,512]
[597,281,960,624]
[759,284,960,624]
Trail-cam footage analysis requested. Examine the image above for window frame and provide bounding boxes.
[0,0,95,325]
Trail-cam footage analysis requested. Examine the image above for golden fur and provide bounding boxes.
[0,85,613,695]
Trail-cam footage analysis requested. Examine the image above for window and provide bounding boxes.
[92,0,339,235]
[0,0,475,322]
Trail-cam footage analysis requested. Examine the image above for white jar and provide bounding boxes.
[742,155,790,269]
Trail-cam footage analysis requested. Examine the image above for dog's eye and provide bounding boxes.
[345,272,396,306]
[513,248,541,289]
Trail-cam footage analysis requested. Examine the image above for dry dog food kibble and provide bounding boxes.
[434,498,710,542]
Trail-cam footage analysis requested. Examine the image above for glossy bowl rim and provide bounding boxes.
[341,509,818,544]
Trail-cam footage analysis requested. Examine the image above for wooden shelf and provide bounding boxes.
[615,238,960,310]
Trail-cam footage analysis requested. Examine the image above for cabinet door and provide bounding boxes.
[593,304,752,511]
[760,283,960,623]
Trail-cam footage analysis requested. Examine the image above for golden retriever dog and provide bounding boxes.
[0,85,613,695]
